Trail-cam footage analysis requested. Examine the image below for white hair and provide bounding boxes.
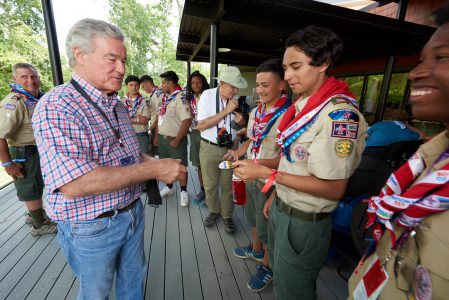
[65,18,125,68]
[12,63,38,76]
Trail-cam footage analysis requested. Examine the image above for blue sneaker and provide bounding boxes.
[233,244,264,262]
[192,191,205,205]
[247,264,273,292]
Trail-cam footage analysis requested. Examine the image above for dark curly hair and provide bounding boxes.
[285,25,343,71]
[160,70,179,85]
[186,70,209,102]
[432,1,449,26]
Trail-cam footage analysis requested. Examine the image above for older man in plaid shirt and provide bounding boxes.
[32,18,186,300]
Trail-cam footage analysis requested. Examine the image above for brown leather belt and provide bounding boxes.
[275,197,330,222]
[201,137,219,146]
[96,198,140,219]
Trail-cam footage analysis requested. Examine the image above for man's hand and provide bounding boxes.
[223,149,240,162]
[225,99,238,113]
[233,112,246,126]
[153,158,187,183]
[153,135,159,146]
[169,139,180,149]
[5,163,25,180]
[233,159,271,181]
[263,190,276,219]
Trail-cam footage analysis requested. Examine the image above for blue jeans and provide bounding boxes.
[57,200,147,300]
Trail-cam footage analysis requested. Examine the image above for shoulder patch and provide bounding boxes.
[331,122,359,139]
[334,139,354,158]
[4,103,17,110]
[328,108,359,122]
[11,95,23,102]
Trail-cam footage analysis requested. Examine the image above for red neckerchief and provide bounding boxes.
[277,77,355,146]
[251,93,289,158]
[190,93,200,117]
[367,146,449,248]
[159,85,182,116]
[124,93,144,118]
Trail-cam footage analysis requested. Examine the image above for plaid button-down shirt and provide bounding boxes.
[33,74,143,221]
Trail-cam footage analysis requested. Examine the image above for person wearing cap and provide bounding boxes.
[155,70,192,207]
[0,62,57,236]
[233,26,367,299]
[140,75,163,156]
[121,75,151,154]
[196,66,248,234]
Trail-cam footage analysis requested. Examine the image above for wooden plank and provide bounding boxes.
[164,186,183,300]
[200,209,241,300]
[215,212,261,300]
[318,265,349,300]
[26,250,70,300]
[6,236,59,299]
[143,197,156,294]
[0,234,54,297]
[45,263,76,300]
[178,190,203,300]
[186,183,222,300]
[145,185,168,300]
[65,278,79,300]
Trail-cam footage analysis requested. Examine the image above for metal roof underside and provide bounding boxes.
[176,0,435,67]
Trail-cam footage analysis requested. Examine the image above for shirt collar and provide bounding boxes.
[72,74,119,109]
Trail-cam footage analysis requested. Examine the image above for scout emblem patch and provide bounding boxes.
[4,104,16,110]
[332,122,359,139]
[414,265,432,300]
[334,139,354,158]
[294,145,308,161]
[328,108,359,122]
[219,161,236,169]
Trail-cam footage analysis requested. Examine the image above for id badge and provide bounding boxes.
[120,156,135,166]
[158,116,164,126]
[353,255,389,300]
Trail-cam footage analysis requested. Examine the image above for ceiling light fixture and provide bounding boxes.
[218,48,231,53]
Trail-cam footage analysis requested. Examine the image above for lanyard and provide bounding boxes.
[70,79,124,147]
[215,87,231,132]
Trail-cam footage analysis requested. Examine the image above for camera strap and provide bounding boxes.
[215,87,231,133]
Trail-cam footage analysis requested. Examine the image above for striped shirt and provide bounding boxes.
[33,74,143,221]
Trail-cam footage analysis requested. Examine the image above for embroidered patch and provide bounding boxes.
[331,122,359,139]
[328,109,359,122]
[334,139,354,158]
[414,265,432,300]
[294,145,308,161]
[4,104,16,110]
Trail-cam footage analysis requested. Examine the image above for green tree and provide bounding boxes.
[0,0,55,96]
[109,0,187,90]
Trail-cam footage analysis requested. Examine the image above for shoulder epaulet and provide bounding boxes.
[331,96,350,105]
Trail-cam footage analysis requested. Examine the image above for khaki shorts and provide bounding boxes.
[9,146,44,201]
[158,134,188,166]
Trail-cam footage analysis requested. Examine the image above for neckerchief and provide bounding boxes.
[150,86,162,99]
[276,77,357,161]
[123,93,144,118]
[190,93,201,117]
[366,147,449,249]
[251,93,290,159]
[9,83,44,108]
[159,86,182,116]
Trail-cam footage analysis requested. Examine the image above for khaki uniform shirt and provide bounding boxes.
[349,131,449,300]
[120,96,151,134]
[246,106,284,160]
[0,93,37,146]
[276,97,367,213]
[158,91,191,137]
[150,89,164,128]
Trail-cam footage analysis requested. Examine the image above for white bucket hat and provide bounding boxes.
[217,66,248,89]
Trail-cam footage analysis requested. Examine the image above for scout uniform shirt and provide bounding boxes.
[121,95,152,134]
[276,97,367,213]
[158,90,191,137]
[149,87,164,127]
[0,93,37,146]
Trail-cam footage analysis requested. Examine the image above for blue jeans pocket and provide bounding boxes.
[70,218,111,239]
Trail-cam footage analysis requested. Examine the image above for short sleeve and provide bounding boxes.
[0,95,24,139]
[176,93,191,121]
[141,99,152,118]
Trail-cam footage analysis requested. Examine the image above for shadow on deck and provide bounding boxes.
[0,166,353,300]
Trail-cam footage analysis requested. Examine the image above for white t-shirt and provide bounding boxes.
[197,87,236,143]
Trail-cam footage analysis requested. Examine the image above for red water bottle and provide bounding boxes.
[232,174,247,205]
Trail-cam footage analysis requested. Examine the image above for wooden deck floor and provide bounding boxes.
[0,166,351,300]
